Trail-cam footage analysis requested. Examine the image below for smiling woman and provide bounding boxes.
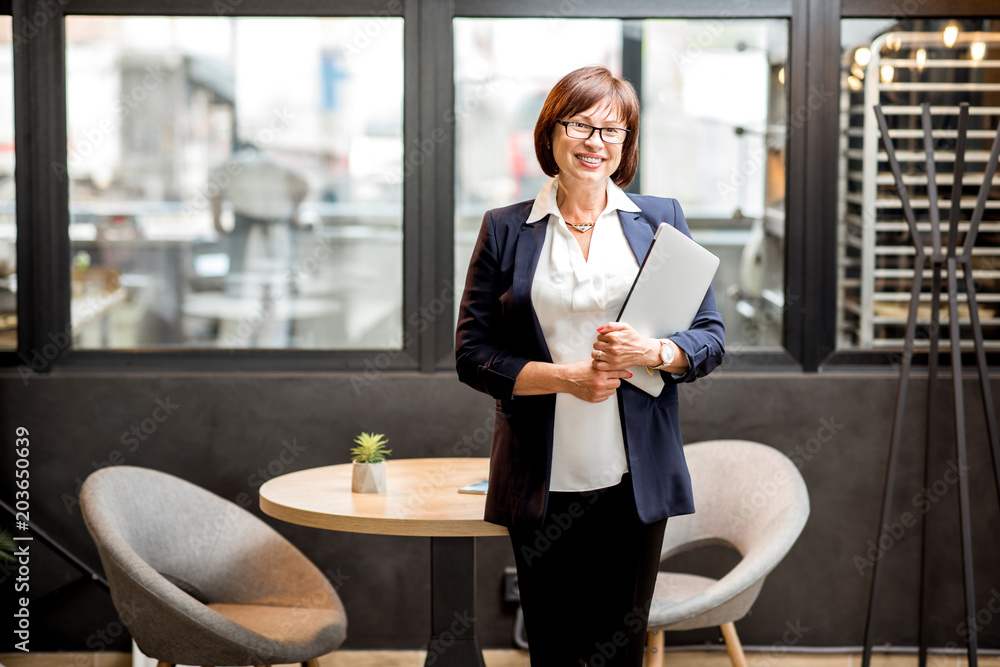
[455,66,725,666]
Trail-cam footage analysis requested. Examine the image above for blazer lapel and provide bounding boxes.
[618,209,657,263]
[513,218,552,363]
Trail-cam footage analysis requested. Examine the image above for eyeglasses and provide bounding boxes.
[556,120,630,145]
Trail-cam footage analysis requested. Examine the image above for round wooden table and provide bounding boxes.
[260,458,507,667]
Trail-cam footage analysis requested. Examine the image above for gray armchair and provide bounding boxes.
[80,465,347,667]
[645,440,810,667]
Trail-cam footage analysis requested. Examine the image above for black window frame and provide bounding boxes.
[13,0,991,375]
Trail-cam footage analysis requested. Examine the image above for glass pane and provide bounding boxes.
[838,19,1000,351]
[453,18,789,350]
[640,20,788,348]
[0,17,15,350]
[66,16,403,350]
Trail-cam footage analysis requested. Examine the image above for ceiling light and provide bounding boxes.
[855,47,871,66]
[880,64,895,83]
[971,41,986,61]
[943,24,959,48]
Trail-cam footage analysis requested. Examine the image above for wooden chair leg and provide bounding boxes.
[302,660,322,667]
[155,663,173,667]
[645,628,665,667]
[720,622,748,667]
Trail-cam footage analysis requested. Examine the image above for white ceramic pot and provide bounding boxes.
[352,461,387,493]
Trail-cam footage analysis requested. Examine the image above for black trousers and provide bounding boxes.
[508,473,668,667]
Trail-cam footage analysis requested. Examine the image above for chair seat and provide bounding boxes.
[648,572,718,628]
[208,603,347,661]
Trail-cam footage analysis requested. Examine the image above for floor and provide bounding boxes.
[3,651,1000,667]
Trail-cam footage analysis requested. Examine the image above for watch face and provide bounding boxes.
[661,341,674,366]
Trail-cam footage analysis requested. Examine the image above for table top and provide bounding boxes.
[259,458,508,537]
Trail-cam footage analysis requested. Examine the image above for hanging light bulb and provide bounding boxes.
[851,62,865,80]
[855,46,872,66]
[848,75,863,91]
[778,67,785,85]
[880,64,895,83]
[886,34,902,51]
[971,41,986,61]
[943,23,960,48]
[915,48,927,70]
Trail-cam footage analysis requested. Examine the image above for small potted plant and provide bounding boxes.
[351,432,391,493]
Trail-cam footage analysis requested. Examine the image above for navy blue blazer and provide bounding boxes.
[455,194,725,527]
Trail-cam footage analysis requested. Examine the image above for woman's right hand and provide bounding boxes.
[559,360,632,403]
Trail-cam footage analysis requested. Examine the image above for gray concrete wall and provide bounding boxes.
[1,370,998,651]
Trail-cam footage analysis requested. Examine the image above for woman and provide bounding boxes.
[456,66,725,666]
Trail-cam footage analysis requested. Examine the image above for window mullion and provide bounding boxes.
[13,0,71,372]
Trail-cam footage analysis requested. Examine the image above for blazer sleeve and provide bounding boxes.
[455,210,534,400]
[664,198,726,383]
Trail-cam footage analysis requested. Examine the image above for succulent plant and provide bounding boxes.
[350,432,392,463]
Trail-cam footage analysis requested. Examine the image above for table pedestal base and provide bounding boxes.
[427,536,487,667]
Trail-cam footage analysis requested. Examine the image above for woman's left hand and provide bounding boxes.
[591,322,658,371]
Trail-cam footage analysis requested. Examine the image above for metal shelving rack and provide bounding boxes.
[838,31,1000,351]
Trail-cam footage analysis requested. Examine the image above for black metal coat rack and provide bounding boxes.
[861,101,1000,667]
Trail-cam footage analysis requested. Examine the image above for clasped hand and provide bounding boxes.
[591,321,657,370]
[561,322,656,403]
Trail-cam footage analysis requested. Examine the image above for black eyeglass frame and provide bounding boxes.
[555,120,631,144]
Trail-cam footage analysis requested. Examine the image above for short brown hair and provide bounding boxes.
[533,65,640,188]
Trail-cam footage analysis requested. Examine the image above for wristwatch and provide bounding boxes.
[646,338,675,374]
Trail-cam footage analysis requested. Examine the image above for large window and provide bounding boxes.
[453,18,789,350]
[65,16,403,350]
[0,17,14,351]
[838,18,1000,351]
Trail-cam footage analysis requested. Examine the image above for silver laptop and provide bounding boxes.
[616,222,720,396]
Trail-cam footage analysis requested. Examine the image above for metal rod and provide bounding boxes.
[963,114,1000,258]
[947,257,978,667]
[918,263,943,667]
[948,104,969,259]
[921,104,941,257]
[0,498,109,591]
[961,262,1000,517]
[864,106,928,667]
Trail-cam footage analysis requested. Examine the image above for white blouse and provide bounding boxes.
[527,177,642,492]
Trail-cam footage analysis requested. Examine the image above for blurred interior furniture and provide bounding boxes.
[259,457,507,667]
[80,465,347,667]
[644,440,810,667]
[862,102,1000,667]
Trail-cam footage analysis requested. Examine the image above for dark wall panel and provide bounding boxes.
[1,371,998,651]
